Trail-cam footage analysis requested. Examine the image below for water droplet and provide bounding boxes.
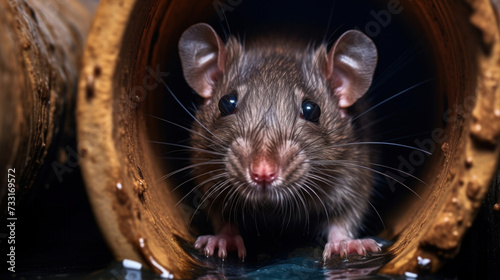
[417,256,431,272]
[405,271,418,278]
[137,237,174,279]
[150,257,174,279]
[115,182,129,204]
[122,259,142,270]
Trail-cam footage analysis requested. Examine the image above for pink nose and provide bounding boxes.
[250,158,278,184]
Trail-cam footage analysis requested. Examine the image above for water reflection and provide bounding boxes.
[83,240,399,280]
[195,241,393,280]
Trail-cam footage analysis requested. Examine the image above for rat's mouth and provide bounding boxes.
[246,170,284,189]
[236,182,285,205]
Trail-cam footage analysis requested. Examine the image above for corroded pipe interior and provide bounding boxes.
[77,0,500,277]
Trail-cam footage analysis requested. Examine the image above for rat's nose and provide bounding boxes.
[250,158,278,184]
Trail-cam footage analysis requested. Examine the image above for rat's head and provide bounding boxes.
[179,23,377,212]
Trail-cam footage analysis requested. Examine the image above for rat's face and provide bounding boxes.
[192,48,351,208]
[178,24,377,214]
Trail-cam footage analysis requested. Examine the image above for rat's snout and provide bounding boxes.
[249,156,279,185]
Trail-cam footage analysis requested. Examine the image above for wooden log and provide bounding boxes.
[0,0,93,214]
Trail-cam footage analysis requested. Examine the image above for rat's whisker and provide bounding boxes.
[301,180,330,222]
[325,141,432,155]
[191,180,231,226]
[313,162,421,199]
[367,200,385,230]
[176,173,227,207]
[312,159,427,186]
[353,79,432,121]
[171,168,227,192]
[159,78,225,144]
[369,46,421,93]
[159,156,223,162]
[149,140,226,156]
[146,114,226,149]
[157,161,225,183]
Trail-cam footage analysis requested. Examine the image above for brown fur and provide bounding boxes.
[187,33,373,238]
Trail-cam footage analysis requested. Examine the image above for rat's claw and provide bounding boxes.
[322,238,381,260]
[362,239,382,253]
[194,236,209,250]
[339,240,348,259]
[234,235,246,260]
[351,239,381,256]
[217,239,227,260]
[322,242,333,262]
[194,233,246,260]
[194,235,218,257]
[357,239,367,256]
[205,237,218,256]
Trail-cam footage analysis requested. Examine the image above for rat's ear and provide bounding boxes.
[323,30,377,108]
[179,23,227,98]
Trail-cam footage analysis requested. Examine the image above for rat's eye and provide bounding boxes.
[301,100,321,123]
[218,93,238,116]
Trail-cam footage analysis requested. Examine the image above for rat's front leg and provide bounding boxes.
[322,224,381,261]
[194,223,246,260]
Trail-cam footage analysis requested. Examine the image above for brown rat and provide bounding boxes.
[178,23,380,261]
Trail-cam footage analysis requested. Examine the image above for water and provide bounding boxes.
[86,246,394,280]
[76,240,447,280]
[75,238,400,280]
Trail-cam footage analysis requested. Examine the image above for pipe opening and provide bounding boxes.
[77,0,499,277]
[145,0,443,249]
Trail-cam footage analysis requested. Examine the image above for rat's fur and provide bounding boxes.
[179,23,379,259]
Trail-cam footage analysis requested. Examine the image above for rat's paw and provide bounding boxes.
[194,234,246,260]
[322,238,381,260]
